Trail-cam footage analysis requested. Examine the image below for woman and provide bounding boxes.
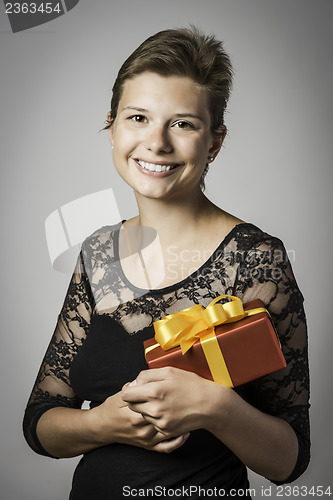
[23,27,310,499]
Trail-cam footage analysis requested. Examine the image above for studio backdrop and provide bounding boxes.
[0,1,332,499]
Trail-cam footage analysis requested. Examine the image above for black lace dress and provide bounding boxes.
[23,222,310,499]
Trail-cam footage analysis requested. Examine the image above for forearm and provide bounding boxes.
[122,367,299,482]
[36,406,103,458]
[204,384,298,482]
[36,393,188,458]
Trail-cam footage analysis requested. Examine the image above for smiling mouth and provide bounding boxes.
[135,159,181,172]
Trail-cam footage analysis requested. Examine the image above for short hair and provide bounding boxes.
[108,26,233,134]
[106,27,234,190]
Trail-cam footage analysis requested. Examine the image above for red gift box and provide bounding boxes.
[144,296,286,387]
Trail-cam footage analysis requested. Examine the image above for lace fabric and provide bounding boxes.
[23,222,310,483]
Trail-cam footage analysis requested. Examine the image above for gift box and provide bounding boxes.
[144,295,286,387]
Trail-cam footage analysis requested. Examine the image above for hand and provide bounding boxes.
[89,390,190,453]
[121,367,223,439]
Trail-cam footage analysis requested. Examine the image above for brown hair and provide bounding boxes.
[105,26,234,188]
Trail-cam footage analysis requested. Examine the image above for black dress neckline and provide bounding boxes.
[114,221,258,296]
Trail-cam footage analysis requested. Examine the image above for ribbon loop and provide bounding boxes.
[221,300,245,322]
[202,303,228,325]
[153,294,246,354]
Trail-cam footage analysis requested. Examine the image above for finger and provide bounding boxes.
[126,408,149,427]
[135,424,158,442]
[122,367,182,402]
[152,433,190,454]
[122,381,163,404]
[136,367,178,384]
[121,381,132,390]
[126,401,161,421]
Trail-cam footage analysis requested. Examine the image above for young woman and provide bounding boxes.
[23,27,310,499]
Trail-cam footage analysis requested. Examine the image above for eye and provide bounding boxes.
[129,114,147,124]
[173,121,195,130]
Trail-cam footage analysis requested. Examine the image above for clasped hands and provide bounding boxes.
[120,366,223,453]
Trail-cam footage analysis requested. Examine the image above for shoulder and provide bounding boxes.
[232,223,303,299]
[230,225,305,314]
[231,223,286,257]
[231,223,296,284]
[80,221,123,268]
[83,221,122,246]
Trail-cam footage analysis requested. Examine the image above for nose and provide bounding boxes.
[144,125,173,154]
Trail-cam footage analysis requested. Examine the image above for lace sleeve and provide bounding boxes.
[23,251,94,457]
[233,234,310,484]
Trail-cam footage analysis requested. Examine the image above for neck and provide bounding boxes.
[128,189,220,247]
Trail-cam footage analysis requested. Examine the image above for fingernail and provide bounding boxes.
[129,380,137,386]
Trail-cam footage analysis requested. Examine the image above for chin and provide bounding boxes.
[138,189,170,200]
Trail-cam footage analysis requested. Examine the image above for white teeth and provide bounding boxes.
[138,160,176,172]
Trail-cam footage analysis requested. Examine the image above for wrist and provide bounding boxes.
[201,381,233,434]
[85,406,111,447]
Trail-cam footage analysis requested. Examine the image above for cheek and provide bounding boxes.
[113,133,135,162]
[112,150,131,179]
[182,139,209,166]
[181,134,209,154]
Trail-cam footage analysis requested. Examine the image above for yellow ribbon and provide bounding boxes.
[145,294,268,387]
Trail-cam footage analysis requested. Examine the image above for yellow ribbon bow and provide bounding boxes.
[146,294,267,387]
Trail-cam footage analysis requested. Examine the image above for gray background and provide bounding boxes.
[1,1,332,498]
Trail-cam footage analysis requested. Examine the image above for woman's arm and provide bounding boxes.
[206,382,299,482]
[122,367,298,482]
[36,390,189,458]
[23,252,93,457]
[24,248,188,458]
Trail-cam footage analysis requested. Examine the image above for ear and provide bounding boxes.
[106,112,114,147]
[208,125,227,160]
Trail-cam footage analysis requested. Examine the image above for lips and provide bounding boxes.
[134,158,183,176]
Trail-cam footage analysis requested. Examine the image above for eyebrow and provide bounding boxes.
[175,113,204,122]
[121,106,148,113]
[120,107,204,122]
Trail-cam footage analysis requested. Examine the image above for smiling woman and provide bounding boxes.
[108,72,222,202]
[23,27,310,500]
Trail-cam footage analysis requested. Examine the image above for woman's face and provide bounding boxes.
[109,71,223,202]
